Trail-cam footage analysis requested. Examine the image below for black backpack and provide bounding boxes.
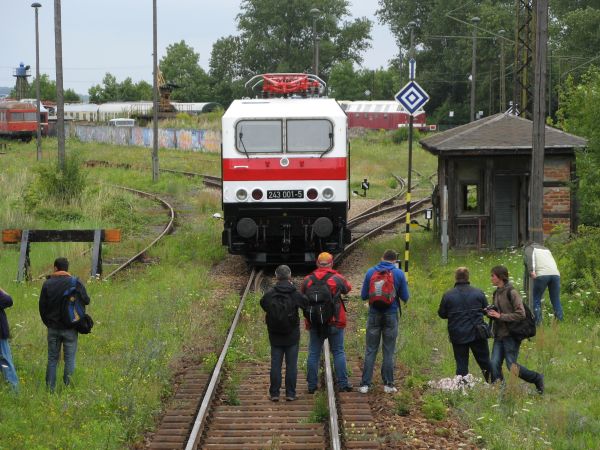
[265,291,298,334]
[305,273,336,328]
[62,277,94,334]
[506,288,536,340]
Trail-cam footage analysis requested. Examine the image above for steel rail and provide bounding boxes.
[185,267,260,450]
[104,185,175,279]
[323,339,342,450]
[339,198,432,261]
[159,168,222,189]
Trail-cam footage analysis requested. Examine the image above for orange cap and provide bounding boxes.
[316,252,333,267]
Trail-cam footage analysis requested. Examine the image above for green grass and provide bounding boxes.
[352,229,600,450]
[349,129,437,200]
[0,139,226,448]
[1,135,598,449]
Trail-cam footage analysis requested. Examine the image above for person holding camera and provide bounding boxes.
[486,265,544,394]
[438,267,491,382]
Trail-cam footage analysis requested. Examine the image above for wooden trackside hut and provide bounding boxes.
[420,113,587,249]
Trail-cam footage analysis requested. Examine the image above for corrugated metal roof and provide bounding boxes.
[420,112,587,154]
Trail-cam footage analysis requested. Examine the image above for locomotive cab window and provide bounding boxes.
[236,120,283,153]
[286,119,332,153]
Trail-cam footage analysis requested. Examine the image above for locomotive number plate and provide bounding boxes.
[267,189,304,199]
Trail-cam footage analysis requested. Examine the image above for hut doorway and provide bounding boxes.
[494,175,520,248]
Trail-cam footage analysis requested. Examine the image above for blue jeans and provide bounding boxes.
[0,339,19,390]
[532,275,563,324]
[360,310,398,387]
[46,328,78,391]
[490,336,540,384]
[270,343,299,398]
[307,326,349,390]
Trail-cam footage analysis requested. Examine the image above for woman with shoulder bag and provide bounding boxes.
[486,265,544,394]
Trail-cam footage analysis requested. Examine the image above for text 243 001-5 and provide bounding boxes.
[267,190,304,199]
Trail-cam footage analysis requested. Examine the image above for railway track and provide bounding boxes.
[147,193,433,450]
[148,267,341,450]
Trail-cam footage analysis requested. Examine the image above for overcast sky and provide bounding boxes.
[0,0,398,95]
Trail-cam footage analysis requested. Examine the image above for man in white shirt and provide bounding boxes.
[524,242,563,325]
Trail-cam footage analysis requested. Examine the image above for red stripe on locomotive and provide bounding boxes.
[222,157,347,181]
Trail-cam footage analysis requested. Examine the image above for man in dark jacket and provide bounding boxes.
[438,267,491,382]
[0,287,19,390]
[358,249,409,394]
[39,257,90,391]
[260,265,307,401]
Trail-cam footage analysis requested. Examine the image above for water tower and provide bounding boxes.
[13,62,31,100]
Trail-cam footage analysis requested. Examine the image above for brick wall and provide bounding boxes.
[544,158,571,182]
[543,187,570,213]
[543,156,572,234]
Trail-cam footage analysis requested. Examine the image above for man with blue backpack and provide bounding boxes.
[358,250,409,394]
[39,257,91,391]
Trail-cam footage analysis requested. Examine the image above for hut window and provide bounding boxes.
[462,184,479,212]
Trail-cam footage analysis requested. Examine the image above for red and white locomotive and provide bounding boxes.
[220,74,350,264]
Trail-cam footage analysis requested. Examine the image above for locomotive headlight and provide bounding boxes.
[236,188,248,201]
[322,187,335,201]
[306,188,318,201]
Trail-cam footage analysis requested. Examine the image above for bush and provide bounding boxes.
[391,127,421,144]
[394,390,413,416]
[553,226,600,313]
[422,393,447,421]
[35,154,87,202]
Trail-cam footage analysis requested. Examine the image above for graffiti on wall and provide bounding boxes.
[72,125,221,152]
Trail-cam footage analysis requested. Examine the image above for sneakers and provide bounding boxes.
[340,385,353,392]
[384,385,398,394]
[534,374,544,395]
[285,396,297,401]
[358,385,369,394]
[307,388,316,394]
[270,396,279,402]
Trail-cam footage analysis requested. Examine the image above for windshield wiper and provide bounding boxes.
[319,132,334,158]
[238,131,250,159]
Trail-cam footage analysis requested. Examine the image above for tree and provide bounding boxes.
[214,0,371,80]
[328,61,363,99]
[10,74,80,102]
[208,36,246,106]
[88,73,153,103]
[378,0,515,122]
[555,67,600,225]
[160,40,211,102]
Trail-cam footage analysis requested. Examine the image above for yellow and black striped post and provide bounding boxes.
[404,114,414,283]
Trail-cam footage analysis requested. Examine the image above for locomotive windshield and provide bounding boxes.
[236,120,283,153]
[235,119,333,154]
[287,119,332,152]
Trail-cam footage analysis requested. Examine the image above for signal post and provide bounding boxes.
[394,58,429,283]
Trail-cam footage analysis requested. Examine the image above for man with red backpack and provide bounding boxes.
[301,252,352,393]
[358,250,409,394]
